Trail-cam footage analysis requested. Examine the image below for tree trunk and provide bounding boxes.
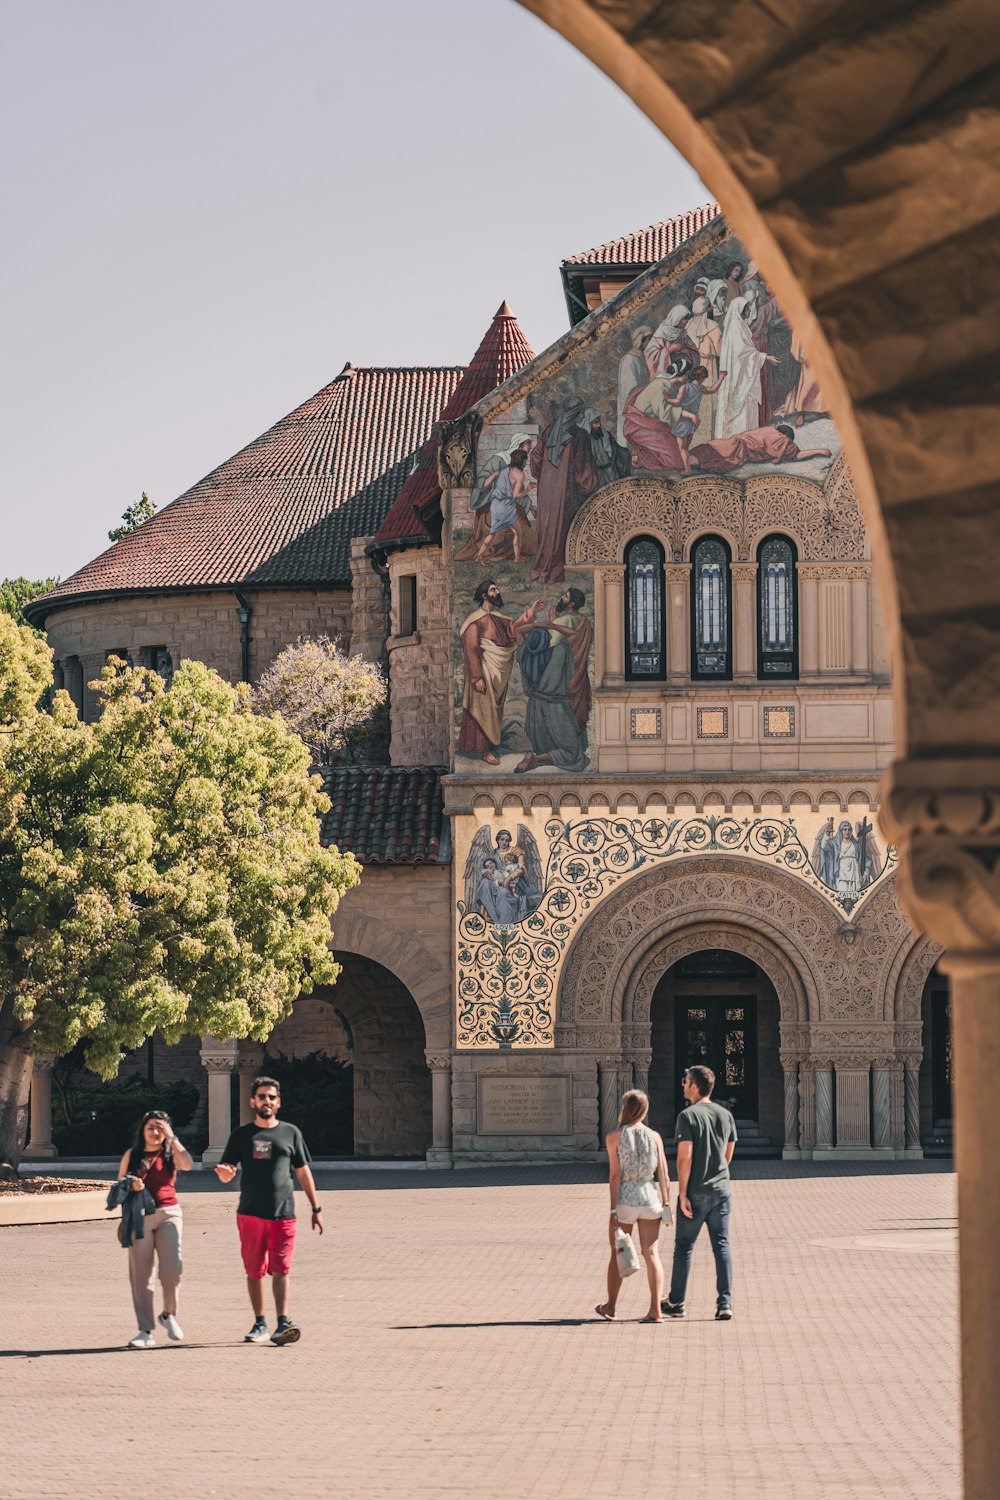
[0,999,33,1178]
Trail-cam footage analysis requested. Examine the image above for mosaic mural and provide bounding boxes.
[452,231,841,775]
[455,807,893,1050]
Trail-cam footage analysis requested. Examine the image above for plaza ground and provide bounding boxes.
[2,1161,958,1500]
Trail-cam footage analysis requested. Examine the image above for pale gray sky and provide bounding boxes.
[1,0,705,582]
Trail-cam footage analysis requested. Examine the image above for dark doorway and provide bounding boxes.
[673,994,758,1119]
[920,964,952,1155]
[648,948,782,1154]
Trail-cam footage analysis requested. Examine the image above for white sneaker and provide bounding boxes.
[128,1331,156,1349]
[158,1313,184,1341]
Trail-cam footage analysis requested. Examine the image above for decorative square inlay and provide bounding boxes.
[764,706,795,739]
[630,708,661,740]
[696,707,728,740]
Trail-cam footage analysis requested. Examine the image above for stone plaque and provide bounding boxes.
[477,1076,572,1136]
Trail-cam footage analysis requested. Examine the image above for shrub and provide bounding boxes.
[53,1078,200,1158]
[262,1050,353,1156]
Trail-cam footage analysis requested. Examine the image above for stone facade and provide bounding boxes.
[386,547,452,767]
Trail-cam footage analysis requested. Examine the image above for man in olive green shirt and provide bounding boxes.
[661,1064,737,1321]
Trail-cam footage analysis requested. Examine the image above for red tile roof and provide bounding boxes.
[373,302,535,546]
[562,203,721,266]
[319,765,448,865]
[29,365,465,619]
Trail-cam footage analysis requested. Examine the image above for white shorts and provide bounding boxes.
[616,1199,663,1225]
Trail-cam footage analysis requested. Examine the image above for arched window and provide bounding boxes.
[757,535,798,678]
[691,535,731,679]
[625,535,665,680]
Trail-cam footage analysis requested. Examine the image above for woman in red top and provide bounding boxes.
[118,1109,193,1349]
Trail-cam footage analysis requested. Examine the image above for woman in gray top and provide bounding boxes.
[596,1089,671,1323]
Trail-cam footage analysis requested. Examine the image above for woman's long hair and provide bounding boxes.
[618,1089,649,1128]
[127,1110,174,1176]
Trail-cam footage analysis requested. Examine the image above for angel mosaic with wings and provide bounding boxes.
[463,824,544,925]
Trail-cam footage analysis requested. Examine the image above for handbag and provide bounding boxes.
[614,1227,641,1278]
[661,1199,673,1226]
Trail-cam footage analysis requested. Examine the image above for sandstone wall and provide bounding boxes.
[386,549,451,766]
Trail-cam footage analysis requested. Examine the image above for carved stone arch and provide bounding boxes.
[892,930,944,1025]
[623,920,807,1031]
[683,523,740,562]
[558,856,833,1028]
[564,476,676,565]
[330,908,451,1048]
[744,471,865,563]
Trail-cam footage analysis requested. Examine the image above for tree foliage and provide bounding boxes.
[0,577,59,625]
[108,490,156,541]
[0,614,361,1167]
[253,635,387,765]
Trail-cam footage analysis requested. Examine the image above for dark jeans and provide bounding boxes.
[668,1186,733,1305]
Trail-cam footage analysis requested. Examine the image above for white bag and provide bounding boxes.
[661,1200,673,1226]
[614,1227,640,1278]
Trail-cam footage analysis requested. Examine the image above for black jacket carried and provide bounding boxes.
[106,1177,155,1248]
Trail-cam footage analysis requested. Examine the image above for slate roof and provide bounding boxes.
[373,302,535,548]
[318,765,449,865]
[562,203,721,266]
[28,365,465,622]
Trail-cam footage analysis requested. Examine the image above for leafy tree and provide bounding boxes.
[108,491,156,541]
[0,577,59,624]
[254,635,388,765]
[0,616,361,1173]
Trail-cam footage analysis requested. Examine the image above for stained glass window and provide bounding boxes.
[758,535,798,677]
[625,535,665,680]
[691,536,731,678]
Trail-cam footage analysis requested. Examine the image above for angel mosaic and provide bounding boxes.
[809,815,883,910]
[463,825,544,925]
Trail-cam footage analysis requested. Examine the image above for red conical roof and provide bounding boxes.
[373,303,535,545]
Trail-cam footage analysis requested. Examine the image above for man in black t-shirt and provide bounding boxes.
[660,1064,738,1322]
[215,1075,323,1345]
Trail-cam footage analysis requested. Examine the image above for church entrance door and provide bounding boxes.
[673,995,758,1120]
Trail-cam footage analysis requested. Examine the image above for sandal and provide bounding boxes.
[595,1303,617,1321]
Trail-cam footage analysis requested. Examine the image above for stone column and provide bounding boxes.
[665,564,690,681]
[780,1054,801,1157]
[890,1062,906,1153]
[850,569,870,675]
[834,1060,872,1154]
[603,568,625,685]
[599,1058,621,1145]
[24,1052,57,1159]
[632,1051,652,1095]
[871,1061,893,1152]
[799,567,819,675]
[798,1063,816,1152]
[732,562,757,679]
[80,652,106,723]
[904,1061,922,1153]
[237,1047,265,1126]
[426,1052,454,1169]
[814,1064,834,1152]
[883,760,1000,1500]
[200,1035,237,1165]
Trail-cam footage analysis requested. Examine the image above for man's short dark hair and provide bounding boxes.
[252,1076,281,1096]
[775,423,795,441]
[685,1065,715,1098]
[562,587,585,612]
[474,578,497,606]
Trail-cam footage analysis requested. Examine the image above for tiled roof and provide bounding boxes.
[30,365,465,618]
[562,203,721,266]
[319,765,448,865]
[373,302,535,546]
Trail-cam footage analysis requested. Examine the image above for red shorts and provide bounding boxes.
[236,1214,297,1278]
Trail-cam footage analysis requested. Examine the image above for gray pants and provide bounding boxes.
[128,1205,183,1332]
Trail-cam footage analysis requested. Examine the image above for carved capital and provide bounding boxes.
[32,1051,57,1075]
[599,568,624,584]
[882,759,1000,950]
[731,562,758,583]
[436,412,482,491]
[237,1048,266,1075]
[425,1052,453,1072]
[664,564,691,583]
[200,1034,238,1072]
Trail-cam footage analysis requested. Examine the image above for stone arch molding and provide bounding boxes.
[557,857,836,1029]
[330,909,451,1049]
[625,921,806,1031]
[563,461,865,568]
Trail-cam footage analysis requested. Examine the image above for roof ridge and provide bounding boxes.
[562,201,721,265]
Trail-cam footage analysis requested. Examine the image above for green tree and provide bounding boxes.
[0,577,59,623]
[0,617,361,1173]
[254,635,388,765]
[108,491,156,541]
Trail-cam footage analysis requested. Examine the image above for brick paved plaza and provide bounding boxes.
[3,1162,958,1500]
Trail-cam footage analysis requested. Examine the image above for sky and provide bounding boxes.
[1,0,706,582]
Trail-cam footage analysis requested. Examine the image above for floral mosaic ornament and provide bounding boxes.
[455,812,895,1049]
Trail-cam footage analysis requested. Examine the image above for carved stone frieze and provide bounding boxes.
[425,1053,453,1072]
[564,466,866,567]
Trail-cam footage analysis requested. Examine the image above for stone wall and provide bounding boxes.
[43,586,352,714]
[386,548,451,766]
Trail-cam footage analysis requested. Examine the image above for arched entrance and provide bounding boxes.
[920,963,953,1157]
[267,955,432,1158]
[649,949,782,1154]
